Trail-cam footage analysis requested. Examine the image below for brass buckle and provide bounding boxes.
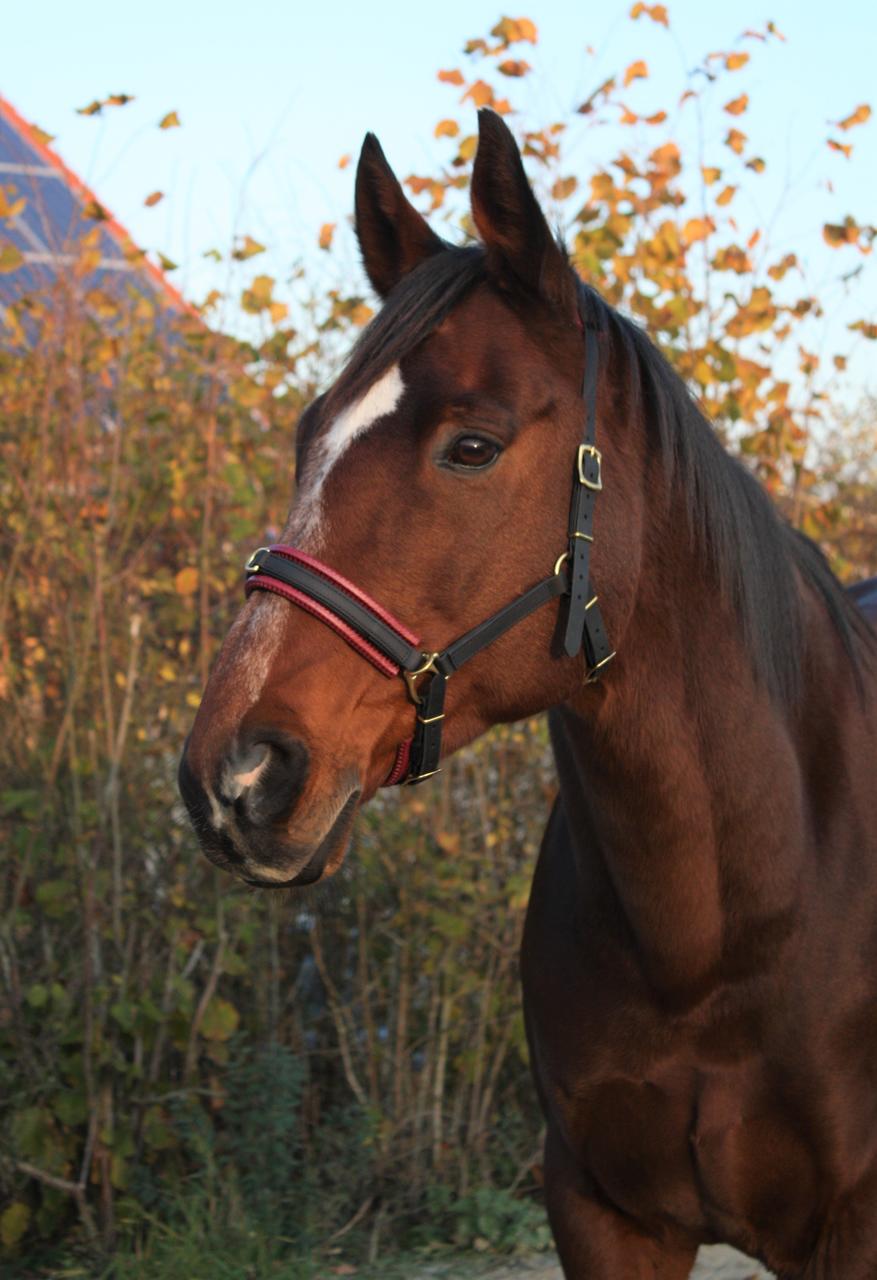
[577,444,602,491]
[244,546,270,573]
[553,550,570,576]
[403,652,440,706]
[584,650,616,684]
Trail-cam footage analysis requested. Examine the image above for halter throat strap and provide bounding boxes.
[244,309,614,785]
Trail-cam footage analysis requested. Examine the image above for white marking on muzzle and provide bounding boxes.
[291,364,405,548]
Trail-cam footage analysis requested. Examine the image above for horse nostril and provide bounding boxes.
[221,732,309,828]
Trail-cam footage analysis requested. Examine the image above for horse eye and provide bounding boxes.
[446,435,501,469]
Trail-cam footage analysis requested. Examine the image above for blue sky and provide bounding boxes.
[3,1,875,397]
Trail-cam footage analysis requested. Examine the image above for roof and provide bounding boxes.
[0,95,190,317]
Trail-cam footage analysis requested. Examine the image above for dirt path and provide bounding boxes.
[418,1245,774,1278]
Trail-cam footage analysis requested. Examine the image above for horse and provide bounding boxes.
[179,110,877,1278]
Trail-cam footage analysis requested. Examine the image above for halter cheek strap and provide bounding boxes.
[244,309,615,785]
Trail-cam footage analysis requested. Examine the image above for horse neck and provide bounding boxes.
[550,490,814,999]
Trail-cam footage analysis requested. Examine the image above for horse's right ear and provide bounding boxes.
[355,134,446,298]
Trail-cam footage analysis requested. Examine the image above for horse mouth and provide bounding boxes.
[239,789,360,889]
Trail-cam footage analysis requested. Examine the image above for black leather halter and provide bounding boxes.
[244,317,615,785]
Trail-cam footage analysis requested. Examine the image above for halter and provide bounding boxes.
[244,317,615,786]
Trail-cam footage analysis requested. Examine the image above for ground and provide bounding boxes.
[416,1245,773,1279]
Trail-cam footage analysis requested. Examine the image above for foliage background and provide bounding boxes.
[1,9,875,1276]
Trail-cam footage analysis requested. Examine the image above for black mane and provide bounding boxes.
[327,246,872,704]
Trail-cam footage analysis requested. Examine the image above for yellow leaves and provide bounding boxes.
[767,253,797,281]
[77,94,134,116]
[798,346,819,376]
[463,80,494,107]
[438,68,464,85]
[498,59,531,76]
[0,189,26,219]
[724,94,749,116]
[242,274,282,315]
[318,222,336,251]
[158,661,177,682]
[746,156,766,173]
[491,16,538,43]
[456,135,478,163]
[823,217,875,252]
[849,319,877,339]
[630,2,669,25]
[174,567,199,596]
[158,110,181,129]
[716,184,736,206]
[29,122,55,146]
[232,235,265,261]
[82,199,109,221]
[200,996,240,1042]
[725,52,750,71]
[0,1202,30,1248]
[682,217,714,245]
[157,252,178,272]
[623,59,649,87]
[837,103,871,131]
[434,119,460,139]
[144,190,164,207]
[702,166,721,185]
[726,285,776,336]
[712,245,752,273]
[725,128,747,154]
[551,175,578,200]
[827,139,853,159]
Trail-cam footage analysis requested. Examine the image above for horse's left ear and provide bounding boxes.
[471,110,577,319]
[355,133,447,298]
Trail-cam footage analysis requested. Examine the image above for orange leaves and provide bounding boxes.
[713,245,752,273]
[232,235,265,261]
[849,319,877,340]
[623,60,649,87]
[702,166,721,185]
[338,153,351,170]
[438,68,464,85]
[716,185,736,207]
[498,59,531,77]
[836,104,871,131]
[630,3,669,26]
[724,94,749,116]
[174,567,199,596]
[827,139,853,159]
[644,110,667,125]
[683,217,714,246]
[144,191,164,207]
[823,218,876,252]
[726,286,776,336]
[158,110,180,130]
[577,76,616,115]
[551,176,578,201]
[77,94,134,116]
[725,128,747,154]
[318,223,336,251]
[463,80,494,108]
[434,119,459,139]
[725,52,750,71]
[491,16,538,44]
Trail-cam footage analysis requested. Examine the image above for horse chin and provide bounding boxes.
[231,789,360,890]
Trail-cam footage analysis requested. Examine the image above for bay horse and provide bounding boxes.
[180,110,877,1278]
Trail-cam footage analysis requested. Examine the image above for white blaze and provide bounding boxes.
[292,364,405,547]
